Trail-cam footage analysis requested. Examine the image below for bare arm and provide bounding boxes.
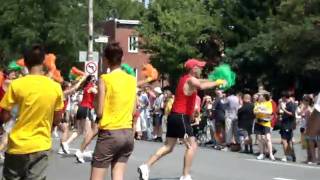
[188,77,224,90]
[0,109,11,123]
[96,79,106,119]
[53,111,63,127]
[64,76,87,96]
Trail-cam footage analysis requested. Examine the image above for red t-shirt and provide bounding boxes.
[171,74,197,116]
[0,86,5,102]
[80,83,95,109]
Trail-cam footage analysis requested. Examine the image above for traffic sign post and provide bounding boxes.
[85,61,98,79]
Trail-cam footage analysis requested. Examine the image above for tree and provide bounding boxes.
[138,0,218,87]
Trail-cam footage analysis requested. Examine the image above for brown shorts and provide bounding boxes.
[92,129,134,168]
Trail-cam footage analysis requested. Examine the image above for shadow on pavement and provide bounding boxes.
[150,178,179,180]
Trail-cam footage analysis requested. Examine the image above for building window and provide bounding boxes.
[128,36,139,53]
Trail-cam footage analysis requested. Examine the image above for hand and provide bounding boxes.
[215,79,227,86]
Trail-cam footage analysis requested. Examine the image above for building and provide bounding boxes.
[103,19,150,81]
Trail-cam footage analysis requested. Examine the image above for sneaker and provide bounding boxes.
[269,155,276,161]
[0,153,4,160]
[180,175,192,180]
[61,142,70,154]
[138,164,149,180]
[281,156,287,162]
[256,154,265,160]
[58,148,64,155]
[221,147,229,152]
[83,151,93,158]
[75,150,85,163]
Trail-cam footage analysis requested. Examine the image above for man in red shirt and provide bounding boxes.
[138,59,225,180]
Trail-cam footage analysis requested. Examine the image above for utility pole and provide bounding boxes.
[88,0,94,61]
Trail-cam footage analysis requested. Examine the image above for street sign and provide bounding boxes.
[94,36,109,43]
[79,51,99,62]
[85,61,98,78]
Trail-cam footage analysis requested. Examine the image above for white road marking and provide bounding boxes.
[245,159,320,169]
[273,178,296,180]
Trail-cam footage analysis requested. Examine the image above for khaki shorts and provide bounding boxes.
[92,129,134,168]
[2,151,49,180]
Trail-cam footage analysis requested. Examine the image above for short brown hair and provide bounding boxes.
[103,42,123,66]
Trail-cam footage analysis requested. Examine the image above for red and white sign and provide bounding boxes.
[85,61,98,78]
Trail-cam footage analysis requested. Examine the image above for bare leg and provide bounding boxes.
[65,119,84,145]
[60,123,69,143]
[0,132,8,151]
[146,137,177,167]
[183,137,198,176]
[90,167,107,180]
[257,135,264,155]
[111,162,127,180]
[266,133,275,159]
[282,139,289,156]
[80,122,98,152]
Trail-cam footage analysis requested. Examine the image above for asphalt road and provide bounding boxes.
[1,133,320,180]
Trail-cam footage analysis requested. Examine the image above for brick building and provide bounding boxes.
[103,19,169,89]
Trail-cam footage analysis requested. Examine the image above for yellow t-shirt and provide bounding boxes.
[254,101,272,127]
[99,69,137,130]
[0,75,64,154]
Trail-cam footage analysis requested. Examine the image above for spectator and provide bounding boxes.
[279,91,297,162]
[224,90,240,149]
[237,94,255,153]
[253,90,275,161]
[213,90,226,145]
[152,87,164,142]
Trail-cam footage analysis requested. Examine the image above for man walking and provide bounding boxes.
[0,45,64,179]
[90,42,137,180]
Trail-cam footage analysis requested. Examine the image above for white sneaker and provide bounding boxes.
[57,148,64,155]
[61,142,70,154]
[83,151,93,158]
[281,156,287,162]
[256,154,265,160]
[138,164,149,180]
[180,175,192,180]
[75,150,85,163]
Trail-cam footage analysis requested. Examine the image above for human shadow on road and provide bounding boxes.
[149,177,179,180]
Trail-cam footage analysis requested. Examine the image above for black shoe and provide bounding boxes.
[272,148,277,155]
[155,137,163,142]
[292,155,296,162]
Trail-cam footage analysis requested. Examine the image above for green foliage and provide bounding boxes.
[0,0,145,74]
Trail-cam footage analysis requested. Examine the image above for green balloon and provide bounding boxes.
[8,61,23,71]
[208,64,236,90]
[121,64,136,77]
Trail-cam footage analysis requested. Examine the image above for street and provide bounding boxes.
[1,135,318,180]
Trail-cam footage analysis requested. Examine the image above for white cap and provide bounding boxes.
[154,87,162,94]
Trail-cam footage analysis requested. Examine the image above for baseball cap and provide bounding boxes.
[154,87,162,94]
[184,59,206,69]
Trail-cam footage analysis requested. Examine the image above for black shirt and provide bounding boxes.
[237,102,255,130]
[213,97,226,122]
[281,101,296,130]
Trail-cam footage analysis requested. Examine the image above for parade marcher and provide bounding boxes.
[61,75,97,159]
[90,42,137,180]
[138,59,226,180]
[0,45,64,179]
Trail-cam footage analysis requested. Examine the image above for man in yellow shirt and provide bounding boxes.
[253,90,275,161]
[0,45,64,179]
[91,42,136,180]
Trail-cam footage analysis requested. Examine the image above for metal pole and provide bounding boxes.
[88,0,94,61]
